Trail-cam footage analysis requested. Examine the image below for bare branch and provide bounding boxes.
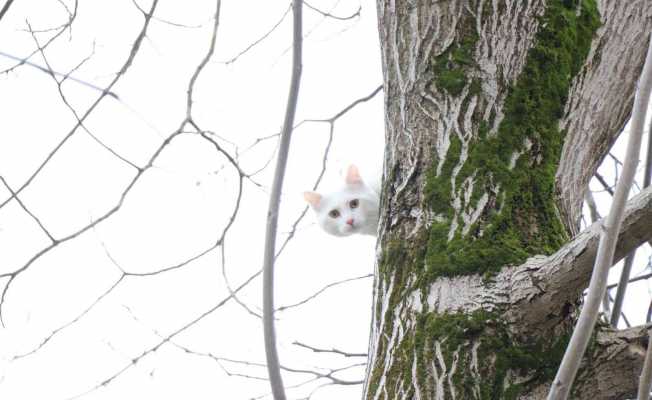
[281,362,365,385]
[222,3,292,65]
[262,1,302,399]
[594,172,615,195]
[130,0,205,29]
[12,275,125,360]
[548,35,652,400]
[0,0,149,213]
[521,169,652,326]
[303,1,361,21]
[610,253,636,326]
[220,239,263,319]
[292,341,367,358]
[304,84,382,124]
[605,289,630,328]
[607,271,652,290]
[0,50,119,99]
[23,25,140,171]
[610,105,652,327]
[0,0,242,326]
[585,190,612,321]
[0,0,15,22]
[64,267,262,400]
[277,274,372,311]
[584,189,601,222]
[0,175,55,242]
[1,0,78,75]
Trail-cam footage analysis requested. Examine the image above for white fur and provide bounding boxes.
[304,165,380,237]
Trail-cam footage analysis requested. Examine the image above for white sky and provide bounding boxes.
[0,1,649,399]
[0,0,384,399]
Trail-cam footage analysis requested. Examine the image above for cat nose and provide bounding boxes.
[346,218,354,226]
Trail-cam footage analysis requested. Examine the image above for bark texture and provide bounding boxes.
[365,0,652,399]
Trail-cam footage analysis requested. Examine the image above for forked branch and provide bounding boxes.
[548,34,652,400]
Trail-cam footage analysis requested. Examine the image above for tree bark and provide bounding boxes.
[365,1,652,399]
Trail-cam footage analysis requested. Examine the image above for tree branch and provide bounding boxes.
[0,0,15,22]
[409,185,652,328]
[262,1,302,399]
[508,185,652,336]
[555,1,652,233]
[549,32,652,398]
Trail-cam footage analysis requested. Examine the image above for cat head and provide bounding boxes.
[303,165,379,237]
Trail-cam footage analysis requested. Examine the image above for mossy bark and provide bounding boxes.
[366,0,652,399]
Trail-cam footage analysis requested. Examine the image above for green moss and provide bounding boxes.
[424,135,462,216]
[413,310,572,398]
[368,233,428,396]
[423,0,600,281]
[431,11,479,95]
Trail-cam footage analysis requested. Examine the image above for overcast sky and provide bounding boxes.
[0,1,649,399]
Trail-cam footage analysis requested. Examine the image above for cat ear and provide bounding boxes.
[303,191,322,209]
[345,164,363,186]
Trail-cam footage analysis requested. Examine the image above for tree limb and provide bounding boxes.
[548,37,652,398]
[262,1,302,399]
[508,185,652,336]
[407,185,652,327]
[0,0,15,22]
[555,1,652,232]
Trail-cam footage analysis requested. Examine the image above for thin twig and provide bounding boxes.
[277,274,372,311]
[1,1,78,75]
[594,172,615,195]
[303,1,361,21]
[130,0,205,29]
[0,0,161,326]
[610,252,636,327]
[0,176,56,242]
[65,267,261,400]
[222,3,292,64]
[606,271,652,291]
[292,341,367,358]
[0,0,143,214]
[0,50,119,99]
[605,289,630,328]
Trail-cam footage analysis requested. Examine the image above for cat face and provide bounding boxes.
[304,165,379,237]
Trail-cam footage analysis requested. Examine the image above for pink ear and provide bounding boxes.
[303,191,322,209]
[345,165,363,185]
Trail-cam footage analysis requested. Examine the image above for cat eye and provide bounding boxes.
[349,199,359,209]
[328,209,340,218]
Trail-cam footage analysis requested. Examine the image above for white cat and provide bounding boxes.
[303,165,380,237]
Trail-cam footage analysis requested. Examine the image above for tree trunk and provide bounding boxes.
[365,1,652,399]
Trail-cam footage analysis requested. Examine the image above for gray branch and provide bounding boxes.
[548,34,652,400]
[262,1,303,400]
